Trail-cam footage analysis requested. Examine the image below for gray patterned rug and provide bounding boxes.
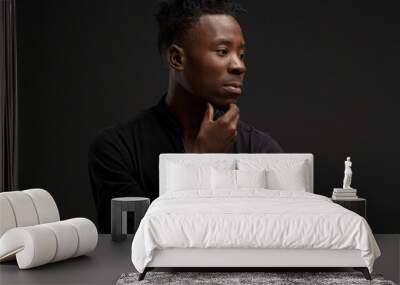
[116,271,396,285]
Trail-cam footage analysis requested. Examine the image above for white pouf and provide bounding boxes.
[0,189,98,269]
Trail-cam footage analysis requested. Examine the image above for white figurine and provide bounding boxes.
[342,156,353,189]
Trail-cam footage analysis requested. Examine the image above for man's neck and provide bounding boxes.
[165,83,207,140]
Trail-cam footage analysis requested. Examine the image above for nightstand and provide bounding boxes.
[111,197,150,242]
[331,198,367,219]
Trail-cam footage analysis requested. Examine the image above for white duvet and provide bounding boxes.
[131,190,380,273]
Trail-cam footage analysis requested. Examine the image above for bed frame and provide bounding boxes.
[138,154,372,280]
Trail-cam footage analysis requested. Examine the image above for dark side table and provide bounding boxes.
[111,197,150,242]
[331,197,366,219]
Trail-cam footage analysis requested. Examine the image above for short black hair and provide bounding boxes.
[155,0,245,55]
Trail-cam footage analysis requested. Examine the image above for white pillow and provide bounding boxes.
[237,169,267,188]
[211,168,237,190]
[238,159,308,191]
[166,162,212,191]
[266,165,307,191]
[211,169,268,190]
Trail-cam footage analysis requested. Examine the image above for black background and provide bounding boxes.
[16,1,400,233]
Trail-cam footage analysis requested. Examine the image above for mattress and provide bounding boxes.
[131,190,380,273]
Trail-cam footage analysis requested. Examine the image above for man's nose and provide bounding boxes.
[228,54,246,75]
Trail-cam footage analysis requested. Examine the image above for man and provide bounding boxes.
[88,0,283,233]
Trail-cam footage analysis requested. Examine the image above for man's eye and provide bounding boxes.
[216,49,228,56]
[240,52,245,60]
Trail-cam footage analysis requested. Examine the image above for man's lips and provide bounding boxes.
[224,82,242,88]
[222,84,242,95]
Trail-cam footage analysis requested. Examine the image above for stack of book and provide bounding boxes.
[332,188,358,200]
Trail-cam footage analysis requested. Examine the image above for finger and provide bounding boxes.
[202,103,214,123]
[231,116,239,138]
[226,109,240,129]
[207,103,214,121]
[229,113,240,138]
[231,111,240,128]
[219,104,239,123]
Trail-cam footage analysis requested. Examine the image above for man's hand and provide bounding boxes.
[189,103,240,153]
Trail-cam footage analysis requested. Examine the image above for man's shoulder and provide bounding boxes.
[237,120,284,153]
[237,120,273,139]
[109,104,159,131]
[89,105,158,152]
[88,125,123,157]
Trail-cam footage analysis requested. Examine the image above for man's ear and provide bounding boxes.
[168,44,185,71]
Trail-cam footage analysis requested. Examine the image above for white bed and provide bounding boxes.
[131,154,380,280]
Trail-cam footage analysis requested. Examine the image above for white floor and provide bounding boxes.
[374,234,400,284]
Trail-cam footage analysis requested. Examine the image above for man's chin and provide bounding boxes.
[217,104,231,112]
[211,98,238,111]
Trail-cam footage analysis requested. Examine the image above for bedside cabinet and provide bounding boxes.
[331,198,367,219]
[111,197,150,242]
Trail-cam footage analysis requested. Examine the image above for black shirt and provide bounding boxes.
[88,95,283,233]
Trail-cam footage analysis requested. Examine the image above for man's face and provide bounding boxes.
[181,14,246,108]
